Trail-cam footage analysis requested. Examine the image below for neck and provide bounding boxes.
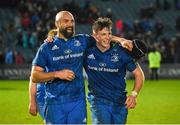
[96,43,110,52]
[57,31,68,41]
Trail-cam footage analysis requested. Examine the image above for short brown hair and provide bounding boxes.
[92,17,112,33]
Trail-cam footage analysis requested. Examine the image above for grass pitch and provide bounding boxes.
[0,80,180,124]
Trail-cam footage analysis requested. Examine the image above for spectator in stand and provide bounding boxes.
[176,16,180,32]
[5,23,16,43]
[106,8,113,20]
[133,19,142,35]
[174,0,180,10]
[14,12,22,29]
[154,20,164,41]
[140,4,156,19]
[31,12,40,26]
[160,37,173,63]
[0,51,4,64]
[16,29,23,46]
[14,51,24,64]
[21,12,31,29]
[163,0,171,10]
[5,49,14,65]
[175,33,180,62]
[155,0,162,9]
[140,18,153,33]
[169,38,176,63]
[115,19,124,36]
[87,5,101,24]
[22,30,31,49]
[0,32,4,48]
[29,32,38,49]
[144,31,153,45]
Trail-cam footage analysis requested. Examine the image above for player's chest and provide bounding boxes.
[49,40,85,61]
[86,51,122,70]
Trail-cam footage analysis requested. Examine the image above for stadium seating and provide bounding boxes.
[0,0,179,63]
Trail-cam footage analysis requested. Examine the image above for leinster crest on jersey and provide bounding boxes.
[74,40,81,47]
[111,54,119,62]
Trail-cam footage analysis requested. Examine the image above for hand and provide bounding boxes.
[120,38,133,51]
[44,35,54,43]
[111,36,133,51]
[55,69,75,81]
[29,102,37,116]
[125,95,137,109]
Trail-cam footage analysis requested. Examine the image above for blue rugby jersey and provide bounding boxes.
[84,43,137,105]
[32,34,92,104]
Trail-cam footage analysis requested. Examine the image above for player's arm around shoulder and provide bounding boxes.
[111,35,133,51]
[125,64,145,109]
[43,29,57,43]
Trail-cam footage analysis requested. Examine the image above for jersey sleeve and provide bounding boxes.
[125,55,137,72]
[32,44,48,70]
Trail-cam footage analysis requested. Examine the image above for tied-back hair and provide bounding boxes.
[92,17,112,33]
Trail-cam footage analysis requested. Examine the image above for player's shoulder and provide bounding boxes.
[39,39,56,51]
[112,43,133,59]
[112,43,126,53]
[75,34,90,39]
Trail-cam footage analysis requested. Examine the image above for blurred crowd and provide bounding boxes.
[115,0,180,63]
[0,0,180,64]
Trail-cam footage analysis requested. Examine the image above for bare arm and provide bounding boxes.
[29,77,37,116]
[31,66,75,83]
[31,66,56,83]
[45,30,133,52]
[131,64,144,93]
[111,35,133,51]
[125,64,144,109]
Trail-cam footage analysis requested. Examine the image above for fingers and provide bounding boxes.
[127,41,133,51]
[65,70,75,81]
[44,36,54,43]
[29,110,37,116]
[29,105,37,116]
[55,69,75,81]
[125,96,136,109]
[122,40,133,51]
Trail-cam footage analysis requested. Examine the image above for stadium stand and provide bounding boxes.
[0,0,180,64]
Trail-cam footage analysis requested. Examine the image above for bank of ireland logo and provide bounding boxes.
[64,49,72,54]
[111,54,119,62]
[99,62,106,67]
[74,40,81,47]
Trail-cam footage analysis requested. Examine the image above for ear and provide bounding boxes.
[93,34,100,42]
[55,21,58,28]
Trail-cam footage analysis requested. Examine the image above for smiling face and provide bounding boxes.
[92,17,113,52]
[55,11,75,39]
[94,27,112,50]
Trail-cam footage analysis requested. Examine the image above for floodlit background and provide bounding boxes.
[0,0,180,124]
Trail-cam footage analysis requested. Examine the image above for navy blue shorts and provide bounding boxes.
[90,101,128,124]
[37,102,45,120]
[44,100,87,124]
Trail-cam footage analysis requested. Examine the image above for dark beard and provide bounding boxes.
[59,27,74,39]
